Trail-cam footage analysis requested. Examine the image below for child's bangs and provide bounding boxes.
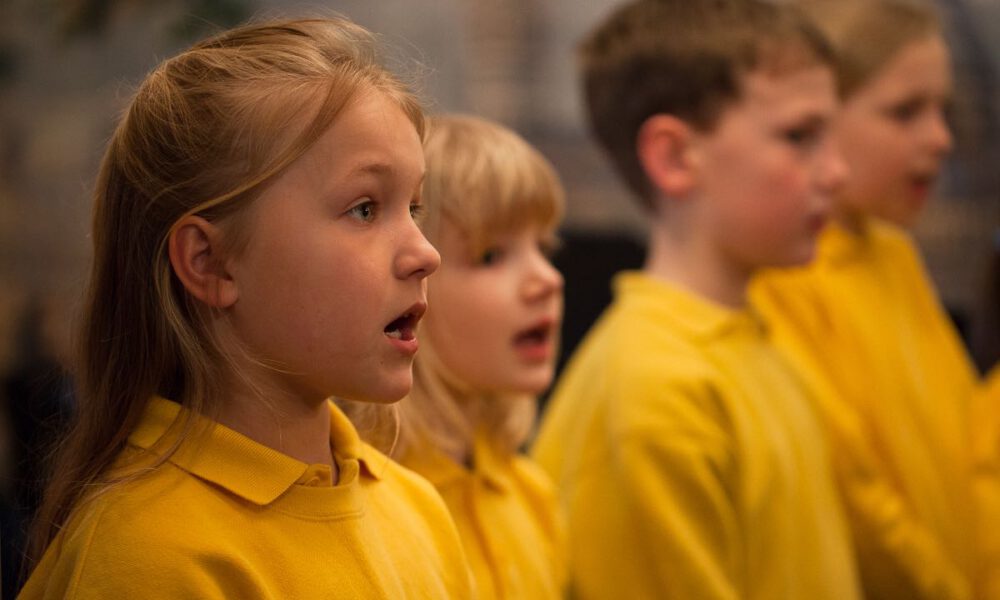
[448,153,564,258]
[424,115,565,258]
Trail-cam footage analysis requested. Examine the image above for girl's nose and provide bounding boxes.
[926,108,953,157]
[395,221,441,280]
[521,250,564,302]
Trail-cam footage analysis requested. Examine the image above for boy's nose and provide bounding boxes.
[816,141,849,194]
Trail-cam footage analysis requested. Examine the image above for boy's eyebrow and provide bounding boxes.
[786,112,830,127]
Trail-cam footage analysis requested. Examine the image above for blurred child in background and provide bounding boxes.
[352,114,566,599]
[752,0,985,597]
[533,1,860,597]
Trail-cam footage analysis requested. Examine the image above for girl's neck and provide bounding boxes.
[215,389,337,476]
[441,395,480,466]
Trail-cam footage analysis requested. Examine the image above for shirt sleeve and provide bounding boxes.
[567,385,742,600]
[20,512,260,600]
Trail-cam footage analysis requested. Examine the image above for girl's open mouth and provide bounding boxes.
[385,313,417,341]
[384,302,426,354]
[513,320,557,361]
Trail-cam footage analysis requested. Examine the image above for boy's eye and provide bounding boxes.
[783,125,821,147]
[348,198,377,222]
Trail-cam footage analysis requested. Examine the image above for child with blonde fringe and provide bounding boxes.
[356,114,566,600]
[18,18,474,599]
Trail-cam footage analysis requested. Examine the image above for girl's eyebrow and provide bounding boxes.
[342,162,427,198]
[349,162,395,178]
[347,162,425,186]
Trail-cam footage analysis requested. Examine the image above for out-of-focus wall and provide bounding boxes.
[0,0,996,372]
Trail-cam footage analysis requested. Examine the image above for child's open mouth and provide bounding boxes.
[384,303,426,344]
[513,320,556,361]
[385,314,416,341]
[515,324,551,346]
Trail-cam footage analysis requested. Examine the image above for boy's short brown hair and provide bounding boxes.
[580,0,834,208]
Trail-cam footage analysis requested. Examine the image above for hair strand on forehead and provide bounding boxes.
[421,114,565,258]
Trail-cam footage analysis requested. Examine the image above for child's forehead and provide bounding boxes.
[720,64,838,121]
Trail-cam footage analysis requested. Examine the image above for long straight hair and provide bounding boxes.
[28,17,425,564]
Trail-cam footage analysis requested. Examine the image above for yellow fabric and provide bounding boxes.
[751,219,980,600]
[533,273,860,600]
[402,431,565,600]
[20,397,475,599]
[975,367,1000,599]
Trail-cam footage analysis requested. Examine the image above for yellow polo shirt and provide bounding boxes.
[752,219,979,600]
[19,397,474,599]
[533,273,860,600]
[975,367,1000,599]
[401,432,565,600]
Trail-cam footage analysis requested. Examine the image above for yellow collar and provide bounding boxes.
[404,430,514,493]
[128,396,382,506]
[613,272,766,340]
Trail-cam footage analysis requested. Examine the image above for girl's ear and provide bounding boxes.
[637,114,699,197]
[168,215,239,309]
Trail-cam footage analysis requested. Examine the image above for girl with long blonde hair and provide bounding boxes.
[20,18,472,598]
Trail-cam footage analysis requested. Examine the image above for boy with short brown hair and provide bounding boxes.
[533,0,860,597]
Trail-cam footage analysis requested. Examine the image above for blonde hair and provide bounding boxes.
[349,115,565,461]
[29,17,424,563]
[796,0,941,97]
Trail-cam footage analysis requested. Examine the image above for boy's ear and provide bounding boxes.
[637,114,698,197]
[168,215,239,309]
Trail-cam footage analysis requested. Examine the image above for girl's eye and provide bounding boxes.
[478,247,504,266]
[539,235,562,258]
[348,199,377,222]
[886,98,923,123]
[409,202,425,222]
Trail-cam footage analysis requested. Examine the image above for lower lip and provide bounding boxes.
[386,334,419,356]
[515,340,553,362]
